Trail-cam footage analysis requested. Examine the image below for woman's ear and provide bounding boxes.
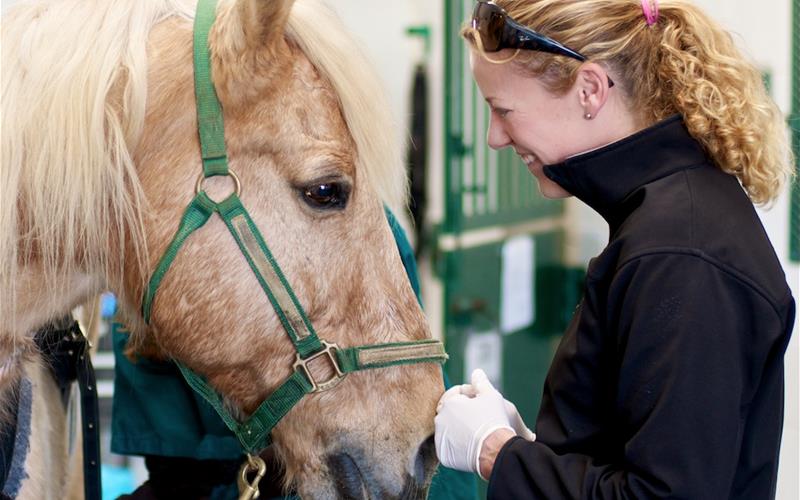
[576,63,611,119]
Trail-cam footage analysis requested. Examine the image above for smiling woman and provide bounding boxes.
[434,1,796,499]
[469,52,621,198]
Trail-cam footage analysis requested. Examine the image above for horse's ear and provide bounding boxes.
[214,0,295,106]
[235,0,294,54]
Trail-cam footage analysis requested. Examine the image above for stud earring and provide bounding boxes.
[584,112,593,120]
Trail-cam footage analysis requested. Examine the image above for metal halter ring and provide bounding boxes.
[195,169,242,201]
[293,341,346,393]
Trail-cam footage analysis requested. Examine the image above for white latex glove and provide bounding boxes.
[502,400,536,442]
[450,372,536,442]
[434,369,517,479]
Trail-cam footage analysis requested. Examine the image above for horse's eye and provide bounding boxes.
[303,182,348,209]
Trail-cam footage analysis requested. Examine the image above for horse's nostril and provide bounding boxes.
[327,452,368,500]
[413,435,438,484]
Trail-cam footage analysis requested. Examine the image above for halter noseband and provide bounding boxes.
[141,0,447,455]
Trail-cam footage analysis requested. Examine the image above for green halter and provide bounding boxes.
[141,0,447,455]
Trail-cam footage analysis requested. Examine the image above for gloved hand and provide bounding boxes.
[434,369,535,479]
[453,372,536,442]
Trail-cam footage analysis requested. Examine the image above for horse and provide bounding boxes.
[0,0,447,498]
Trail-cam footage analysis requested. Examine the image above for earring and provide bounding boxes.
[584,112,593,120]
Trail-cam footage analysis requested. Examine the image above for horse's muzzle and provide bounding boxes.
[326,435,437,500]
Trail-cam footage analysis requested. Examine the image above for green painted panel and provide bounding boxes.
[442,231,575,397]
[441,230,579,497]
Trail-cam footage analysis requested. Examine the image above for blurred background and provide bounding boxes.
[2,0,797,498]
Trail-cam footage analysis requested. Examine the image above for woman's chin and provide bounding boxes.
[536,179,572,199]
[529,167,571,199]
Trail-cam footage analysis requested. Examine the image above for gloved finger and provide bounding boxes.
[436,385,464,412]
[459,383,478,398]
[503,399,519,415]
[436,389,472,413]
[517,427,536,441]
[470,369,498,395]
[470,368,488,386]
[503,400,536,441]
[434,419,460,471]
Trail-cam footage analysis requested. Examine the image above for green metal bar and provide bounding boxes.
[445,0,463,235]
[488,155,494,215]
[443,0,460,349]
[463,25,473,218]
[523,158,532,207]
[471,60,479,216]
[512,153,520,209]
[510,151,517,209]
[496,147,505,212]
[482,91,490,215]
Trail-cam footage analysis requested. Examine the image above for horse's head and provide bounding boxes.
[121,0,443,497]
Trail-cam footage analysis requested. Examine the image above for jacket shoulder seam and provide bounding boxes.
[616,248,789,319]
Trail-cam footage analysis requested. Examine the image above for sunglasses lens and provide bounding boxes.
[473,2,504,52]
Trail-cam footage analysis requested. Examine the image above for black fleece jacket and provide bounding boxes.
[487,115,795,499]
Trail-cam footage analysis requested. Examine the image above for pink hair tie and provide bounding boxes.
[641,0,659,26]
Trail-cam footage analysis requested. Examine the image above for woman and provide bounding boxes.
[434,1,796,498]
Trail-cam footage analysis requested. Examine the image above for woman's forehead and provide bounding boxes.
[471,54,532,99]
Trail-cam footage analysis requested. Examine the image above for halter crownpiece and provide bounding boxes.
[142,0,448,455]
[641,0,660,26]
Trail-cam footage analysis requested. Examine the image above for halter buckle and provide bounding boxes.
[293,341,345,393]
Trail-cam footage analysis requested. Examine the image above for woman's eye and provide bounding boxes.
[492,107,511,118]
[303,182,349,209]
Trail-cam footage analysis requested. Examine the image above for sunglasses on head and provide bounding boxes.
[471,1,614,87]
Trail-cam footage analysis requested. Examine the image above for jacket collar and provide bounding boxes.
[542,115,708,221]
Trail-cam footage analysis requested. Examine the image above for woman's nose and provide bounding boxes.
[486,115,511,150]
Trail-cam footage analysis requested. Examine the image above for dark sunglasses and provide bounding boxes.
[471,1,614,87]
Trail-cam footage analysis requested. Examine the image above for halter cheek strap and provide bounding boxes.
[141,0,447,455]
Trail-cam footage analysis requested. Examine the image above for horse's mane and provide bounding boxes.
[1,0,406,331]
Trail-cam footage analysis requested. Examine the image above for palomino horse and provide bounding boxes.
[0,0,447,498]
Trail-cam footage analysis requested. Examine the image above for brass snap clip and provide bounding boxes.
[237,453,267,500]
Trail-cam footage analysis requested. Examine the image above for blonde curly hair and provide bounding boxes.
[464,0,794,205]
